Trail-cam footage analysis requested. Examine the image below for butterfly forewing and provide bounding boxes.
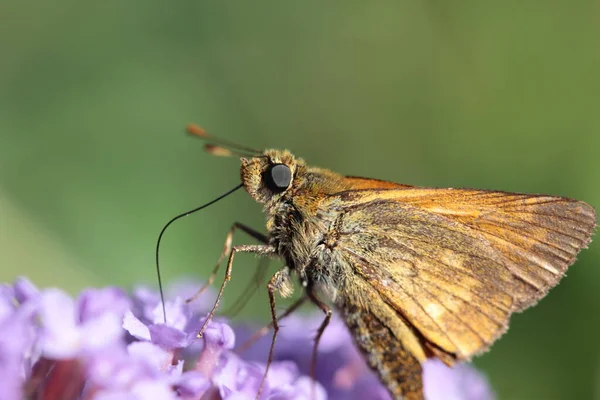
[328,187,596,360]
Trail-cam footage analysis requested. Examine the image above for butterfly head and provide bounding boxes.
[240,149,304,204]
[186,124,304,204]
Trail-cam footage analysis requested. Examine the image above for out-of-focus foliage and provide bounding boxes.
[1,2,598,399]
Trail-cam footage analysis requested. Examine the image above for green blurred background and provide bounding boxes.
[1,2,599,399]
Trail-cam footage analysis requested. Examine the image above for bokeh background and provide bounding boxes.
[1,2,599,399]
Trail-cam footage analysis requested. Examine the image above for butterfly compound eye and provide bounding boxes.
[265,163,292,192]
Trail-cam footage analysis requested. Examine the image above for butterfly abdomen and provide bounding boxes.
[342,302,424,400]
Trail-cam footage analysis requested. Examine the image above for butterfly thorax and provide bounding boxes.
[264,172,345,291]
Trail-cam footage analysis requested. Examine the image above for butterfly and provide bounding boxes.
[160,124,596,400]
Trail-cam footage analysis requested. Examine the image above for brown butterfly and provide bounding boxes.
[172,124,596,400]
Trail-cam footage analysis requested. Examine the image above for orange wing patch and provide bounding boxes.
[342,176,413,190]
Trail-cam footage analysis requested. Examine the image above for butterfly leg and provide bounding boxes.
[255,267,299,399]
[236,294,308,354]
[186,222,267,305]
[308,290,332,398]
[197,243,276,337]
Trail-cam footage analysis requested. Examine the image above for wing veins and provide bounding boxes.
[381,215,544,293]
[387,207,575,283]
[410,275,503,346]
[471,217,575,261]
[342,246,463,354]
[409,278,489,347]
[493,212,592,243]
[471,191,515,199]
[381,236,512,315]
[475,195,532,207]
[508,210,593,225]
[342,241,508,356]
[415,267,510,323]
[476,221,574,269]
[483,196,568,208]
[461,226,550,291]
[377,227,509,289]
[497,213,584,250]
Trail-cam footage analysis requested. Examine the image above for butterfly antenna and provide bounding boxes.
[155,183,244,323]
[186,124,262,157]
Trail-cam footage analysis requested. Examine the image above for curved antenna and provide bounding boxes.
[187,124,262,155]
[155,183,244,322]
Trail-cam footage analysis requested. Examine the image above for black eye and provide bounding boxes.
[264,163,292,192]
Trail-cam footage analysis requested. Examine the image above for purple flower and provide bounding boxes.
[130,280,215,325]
[424,359,495,400]
[236,312,495,400]
[0,276,495,400]
[124,296,201,349]
[0,284,15,322]
[0,302,37,399]
[194,320,236,377]
[38,288,126,359]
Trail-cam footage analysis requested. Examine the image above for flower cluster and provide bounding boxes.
[0,277,495,399]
